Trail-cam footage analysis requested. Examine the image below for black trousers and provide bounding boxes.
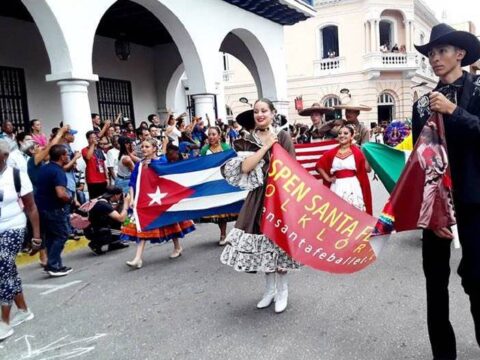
[87,182,107,199]
[423,203,480,359]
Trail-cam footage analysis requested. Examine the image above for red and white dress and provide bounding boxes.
[316,145,373,215]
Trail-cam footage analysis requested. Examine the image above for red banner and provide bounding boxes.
[260,144,378,273]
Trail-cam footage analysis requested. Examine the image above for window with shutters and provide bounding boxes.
[0,66,29,131]
[96,77,135,125]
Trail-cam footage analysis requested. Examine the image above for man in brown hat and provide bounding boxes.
[334,98,371,146]
[412,23,480,359]
[298,103,337,142]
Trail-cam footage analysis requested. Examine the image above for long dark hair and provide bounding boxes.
[118,136,133,160]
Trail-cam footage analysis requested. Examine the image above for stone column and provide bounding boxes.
[364,22,368,53]
[374,20,380,52]
[369,20,376,52]
[192,94,216,127]
[57,79,92,150]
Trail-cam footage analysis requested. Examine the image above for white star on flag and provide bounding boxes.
[147,186,168,206]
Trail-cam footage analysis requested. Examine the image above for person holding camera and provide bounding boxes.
[85,186,130,255]
[0,139,41,340]
[82,130,109,199]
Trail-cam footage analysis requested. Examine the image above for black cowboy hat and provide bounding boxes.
[236,110,289,131]
[414,23,480,66]
[236,109,254,130]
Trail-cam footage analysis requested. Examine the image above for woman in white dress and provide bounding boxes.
[315,125,373,215]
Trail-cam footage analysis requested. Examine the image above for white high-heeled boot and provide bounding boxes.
[275,272,288,313]
[256,272,276,309]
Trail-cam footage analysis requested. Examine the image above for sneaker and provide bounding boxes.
[47,266,73,277]
[0,321,13,340]
[88,244,106,256]
[10,309,34,327]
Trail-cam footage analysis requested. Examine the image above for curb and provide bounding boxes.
[16,238,89,268]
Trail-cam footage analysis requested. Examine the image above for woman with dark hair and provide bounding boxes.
[165,116,181,146]
[199,126,237,245]
[124,122,136,140]
[0,139,41,340]
[116,136,136,193]
[316,124,372,214]
[122,138,195,269]
[139,121,149,130]
[220,98,300,313]
[29,119,48,148]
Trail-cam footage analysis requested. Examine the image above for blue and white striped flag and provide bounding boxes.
[134,150,247,231]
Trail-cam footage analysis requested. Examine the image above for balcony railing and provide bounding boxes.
[382,53,407,65]
[314,57,345,76]
[363,52,418,79]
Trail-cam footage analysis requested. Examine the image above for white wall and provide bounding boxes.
[0,16,159,133]
[91,36,158,124]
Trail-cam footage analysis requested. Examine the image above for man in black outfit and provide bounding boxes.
[412,23,480,359]
[85,186,130,255]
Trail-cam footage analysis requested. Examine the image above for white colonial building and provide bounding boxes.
[224,0,448,127]
[0,0,315,147]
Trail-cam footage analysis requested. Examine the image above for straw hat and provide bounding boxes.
[334,97,372,112]
[298,102,334,116]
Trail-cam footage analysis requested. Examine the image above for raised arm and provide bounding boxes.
[241,133,277,174]
[34,126,67,165]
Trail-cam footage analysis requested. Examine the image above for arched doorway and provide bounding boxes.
[379,9,406,51]
[92,0,206,126]
[220,28,278,118]
[377,92,395,125]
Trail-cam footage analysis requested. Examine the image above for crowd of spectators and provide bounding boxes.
[0,112,245,269]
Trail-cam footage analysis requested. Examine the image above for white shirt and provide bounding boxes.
[0,166,33,232]
[7,149,28,173]
[167,126,181,146]
[106,148,119,169]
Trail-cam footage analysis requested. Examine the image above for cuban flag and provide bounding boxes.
[134,150,247,231]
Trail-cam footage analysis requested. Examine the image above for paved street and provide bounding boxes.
[1,179,480,360]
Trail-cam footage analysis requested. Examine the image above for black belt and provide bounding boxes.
[117,175,130,180]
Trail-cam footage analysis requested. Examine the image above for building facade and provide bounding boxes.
[224,0,443,127]
[0,0,315,147]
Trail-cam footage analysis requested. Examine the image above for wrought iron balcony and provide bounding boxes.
[222,0,316,25]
